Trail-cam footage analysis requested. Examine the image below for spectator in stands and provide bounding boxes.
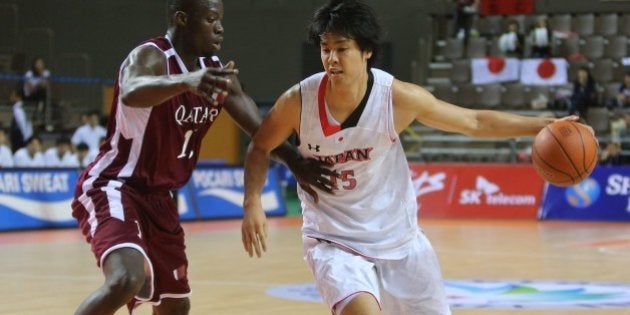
[452,0,479,45]
[568,67,598,119]
[528,16,552,58]
[71,110,107,152]
[75,142,97,168]
[0,127,14,168]
[9,89,33,152]
[612,71,630,109]
[600,142,622,165]
[13,135,45,167]
[23,56,51,126]
[498,19,524,58]
[44,135,79,168]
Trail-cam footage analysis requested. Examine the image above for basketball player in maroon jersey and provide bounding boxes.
[71,0,333,314]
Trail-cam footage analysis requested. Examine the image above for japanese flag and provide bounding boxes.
[520,58,568,85]
[471,57,520,84]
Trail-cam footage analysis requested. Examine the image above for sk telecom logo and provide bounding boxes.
[460,176,536,206]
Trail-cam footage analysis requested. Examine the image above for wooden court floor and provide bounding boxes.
[1,217,630,315]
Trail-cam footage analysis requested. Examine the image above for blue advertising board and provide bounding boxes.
[0,169,80,230]
[539,166,630,221]
[180,165,286,219]
[0,166,286,231]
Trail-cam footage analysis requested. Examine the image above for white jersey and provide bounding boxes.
[298,68,418,260]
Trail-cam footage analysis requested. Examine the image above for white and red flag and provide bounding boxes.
[520,58,568,85]
[471,57,520,84]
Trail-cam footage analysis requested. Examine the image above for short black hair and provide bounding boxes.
[307,0,382,68]
[167,0,210,20]
[55,135,71,145]
[76,142,89,152]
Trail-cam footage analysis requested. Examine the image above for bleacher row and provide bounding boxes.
[405,12,630,163]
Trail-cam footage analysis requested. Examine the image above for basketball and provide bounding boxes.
[531,120,598,187]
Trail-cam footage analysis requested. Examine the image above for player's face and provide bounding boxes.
[319,33,372,85]
[186,0,224,57]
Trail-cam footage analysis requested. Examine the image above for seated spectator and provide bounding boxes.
[0,127,14,168]
[75,142,98,168]
[498,19,525,58]
[23,56,51,126]
[9,89,33,152]
[71,110,107,152]
[610,71,630,109]
[568,67,598,119]
[600,142,622,165]
[13,135,45,167]
[44,135,79,168]
[528,17,552,58]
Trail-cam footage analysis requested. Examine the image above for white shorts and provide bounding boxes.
[304,231,451,315]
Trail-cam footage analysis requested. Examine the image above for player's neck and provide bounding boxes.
[326,71,369,111]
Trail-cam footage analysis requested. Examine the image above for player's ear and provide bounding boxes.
[174,11,188,26]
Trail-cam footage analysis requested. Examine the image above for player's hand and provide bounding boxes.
[186,66,238,105]
[555,115,580,122]
[241,202,268,258]
[288,157,337,203]
[555,115,598,145]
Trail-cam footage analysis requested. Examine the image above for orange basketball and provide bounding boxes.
[531,120,598,187]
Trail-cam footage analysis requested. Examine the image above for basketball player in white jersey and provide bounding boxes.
[71,0,333,314]
[242,0,586,314]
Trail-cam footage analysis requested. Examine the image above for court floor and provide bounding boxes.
[1,217,629,315]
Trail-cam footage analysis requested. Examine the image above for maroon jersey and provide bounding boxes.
[80,36,224,193]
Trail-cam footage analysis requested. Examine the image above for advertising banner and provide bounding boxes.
[0,166,285,231]
[0,169,80,230]
[409,163,545,219]
[180,165,286,220]
[539,166,630,221]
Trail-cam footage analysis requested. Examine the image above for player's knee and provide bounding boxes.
[105,268,146,295]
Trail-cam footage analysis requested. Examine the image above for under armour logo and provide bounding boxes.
[308,143,320,152]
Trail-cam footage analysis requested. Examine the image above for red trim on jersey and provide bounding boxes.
[317,75,341,137]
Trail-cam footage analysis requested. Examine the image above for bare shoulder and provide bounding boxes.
[274,83,302,111]
[391,78,437,113]
[124,44,167,77]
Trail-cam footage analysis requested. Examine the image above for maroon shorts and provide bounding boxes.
[72,181,190,305]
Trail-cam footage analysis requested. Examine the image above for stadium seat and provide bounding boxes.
[477,15,504,38]
[594,13,618,37]
[477,84,502,108]
[431,83,459,104]
[604,35,628,60]
[591,58,617,83]
[556,35,581,58]
[551,14,572,33]
[456,83,480,108]
[586,107,610,134]
[572,14,595,37]
[620,14,630,36]
[466,37,488,59]
[501,83,528,109]
[581,35,605,60]
[525,85,553,109]
[449,58,471,83]
[443,38,465,60]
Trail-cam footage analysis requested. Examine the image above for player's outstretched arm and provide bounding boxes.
[392,79,575,139]
[120,45,236,108]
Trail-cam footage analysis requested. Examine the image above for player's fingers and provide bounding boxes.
[223,61,236,69]
[242,229,253,257]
